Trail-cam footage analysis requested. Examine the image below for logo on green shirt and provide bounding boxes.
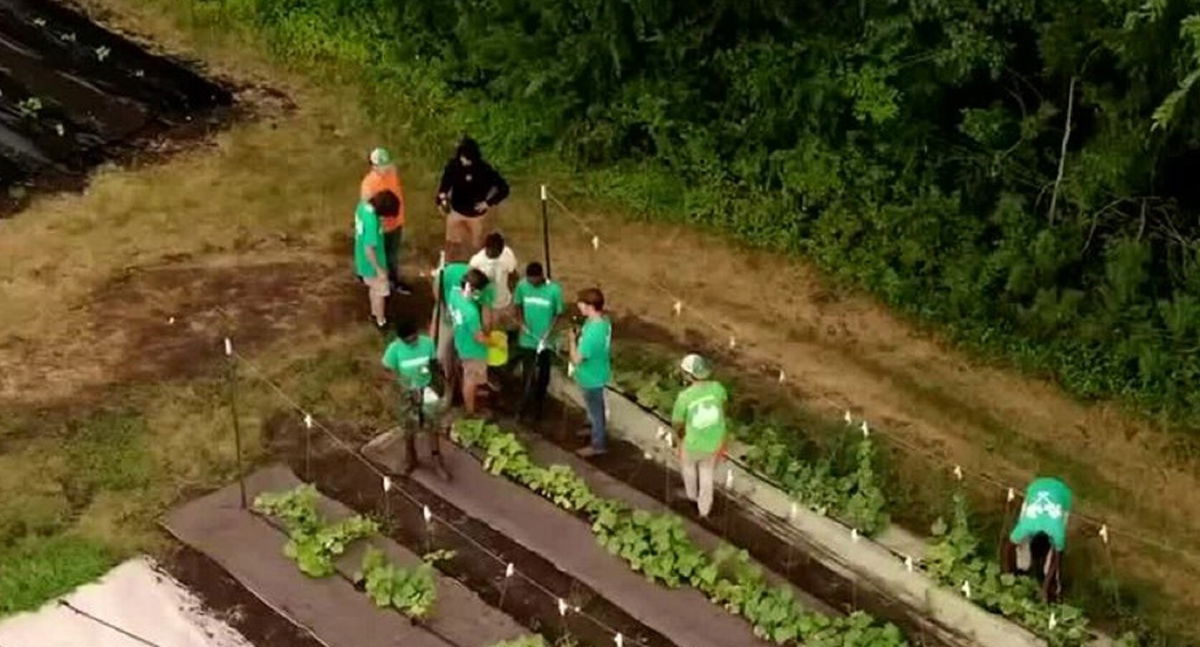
[449,289,488,360]
[672,381,728,455]
[514,279,564,349]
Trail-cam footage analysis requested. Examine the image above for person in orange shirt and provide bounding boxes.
[361,147,410,294]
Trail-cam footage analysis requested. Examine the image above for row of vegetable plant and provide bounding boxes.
[451,418,909,647]
[606,343,1124,646]
[610,346,888,534]
[253,485,439,619]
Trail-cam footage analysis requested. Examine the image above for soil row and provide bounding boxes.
[0,0,231,211]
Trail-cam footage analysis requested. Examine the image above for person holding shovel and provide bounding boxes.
[513,261,563,421]
[381,319,449,479]
[671,354,728,518]
[1002,477,1073,602]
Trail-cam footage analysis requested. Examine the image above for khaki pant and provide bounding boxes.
[445,211,487,250]
[680,450,718,517]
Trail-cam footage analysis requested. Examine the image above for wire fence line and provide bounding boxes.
[225,343,652,647]
[541,185,1198,567]
[55,600,164,647]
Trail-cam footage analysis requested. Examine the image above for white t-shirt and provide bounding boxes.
[469,246,518,308]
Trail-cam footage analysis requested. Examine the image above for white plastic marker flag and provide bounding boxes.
[422,505,432,524]
[541,184,547,201]
[850,528,859,543]
[591,235,600,250]
[778,370,786,383]
[860,420,870,437]
[904,555,914,573]
[844,410,853,425]
[961,581,972,599]
[789,502,798,520]
[567,362,576,377]
[656,426,666,440]
[224,337,233,356]
[725,470,734,488]
[614,633,624,647]
[1048,612,1058,630]
[729,336,737,350]
[1007,487,1016,503]
[168,317,175,325]
[666,433,675,449]
[557,598,569,617]
[953,465,964,481]
[382,476,392,493]
[643,451,653,460]
[304,413,313,429]
[1099,524,1109,545]
[673,300,682,316]
[505,563,515,578]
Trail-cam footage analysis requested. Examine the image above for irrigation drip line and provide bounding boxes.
[57,600,164,647]
[227,347,652,647]
[543,186,1200,566]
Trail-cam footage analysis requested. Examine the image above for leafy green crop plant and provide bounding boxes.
[612,357,889,534]
[451,419,907,646]
[927,492,1089,646]
[354,547,438,618]
[253,485,379,577]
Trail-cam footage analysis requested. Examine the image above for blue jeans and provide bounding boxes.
[582,387,607,451]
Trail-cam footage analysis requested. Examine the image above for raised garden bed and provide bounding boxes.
[265,414,679,647]
[164,465,528,647]
[0,0,232,213]
[545,363,1110,647]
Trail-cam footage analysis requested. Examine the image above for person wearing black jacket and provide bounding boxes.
[436,137,510,249]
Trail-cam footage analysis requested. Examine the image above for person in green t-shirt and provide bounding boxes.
[431,242,496,389]
[380,319,448,479]
[671,354,728,517]
[567,288,611,457]
[1002,477,1073,602]
[355,191,399,331]
[448,268,491,415]
[513,262,563,421]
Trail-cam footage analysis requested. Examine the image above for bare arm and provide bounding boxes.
[365,246,385,277]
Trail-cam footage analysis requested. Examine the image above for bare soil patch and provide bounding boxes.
[160,544,326,647]
[0,253,361,406]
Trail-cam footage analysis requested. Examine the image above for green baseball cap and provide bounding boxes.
[369,147,392,166]
[680,354,712,379]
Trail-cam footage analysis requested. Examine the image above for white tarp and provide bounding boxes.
[0,556,254,647]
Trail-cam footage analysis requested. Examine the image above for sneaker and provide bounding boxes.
[393,281,413,296]
[576,446,607,459]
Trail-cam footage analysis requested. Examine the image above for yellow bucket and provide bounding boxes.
[486,330,509,367]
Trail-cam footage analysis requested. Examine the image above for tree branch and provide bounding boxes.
[1047,76,1077,226]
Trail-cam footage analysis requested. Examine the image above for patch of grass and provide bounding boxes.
[0,493,71,546]
[66,410,155,494]
[0,534,115,614]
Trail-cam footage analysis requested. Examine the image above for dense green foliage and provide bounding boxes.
[451,418,908,646]
[0,534,114,615]
[228,0,1200,422]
